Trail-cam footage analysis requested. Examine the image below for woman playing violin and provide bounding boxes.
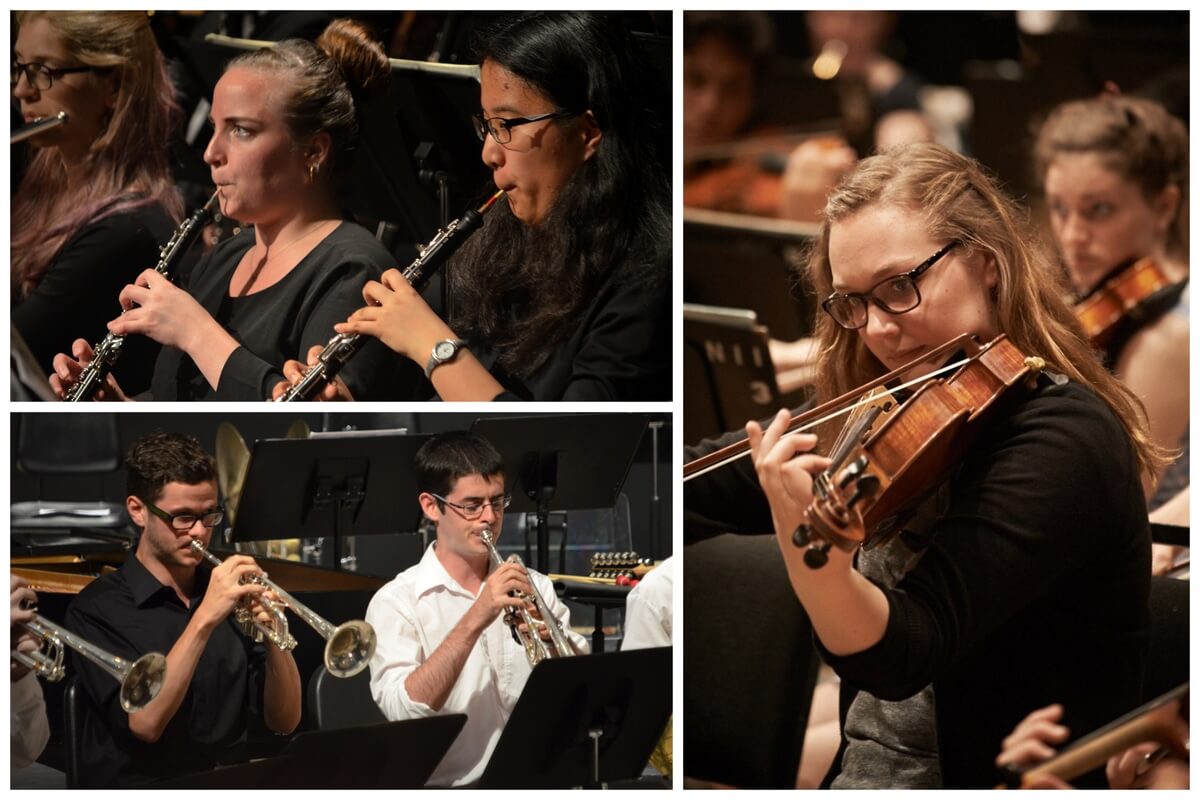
[1035,95,1188,512]
[685,143,1164,787]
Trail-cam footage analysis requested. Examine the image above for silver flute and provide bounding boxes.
[276,189,505,401]
[11,111,69,144]
[65,192,220,402]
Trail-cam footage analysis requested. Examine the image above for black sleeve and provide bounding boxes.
[819,386,1149,700]
[558,275,671,401]
[12,213,165,393]
[64,595,139,737]
[683,428,776,542]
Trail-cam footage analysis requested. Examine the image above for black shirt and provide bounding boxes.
[684,376,1150,787]
[150,221,420,400]
[64,555,268,787]
[12,204,175,396]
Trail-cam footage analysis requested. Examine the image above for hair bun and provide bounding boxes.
[317,18,389,102]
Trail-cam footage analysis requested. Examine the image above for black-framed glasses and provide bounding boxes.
[471,109,579,146]
[144,500,225,533]
[821,241,960,330]
[431,492,512,520]
[11,60,104,91]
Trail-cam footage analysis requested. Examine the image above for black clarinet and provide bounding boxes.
[64,192,220,402]
[277,189,505,402]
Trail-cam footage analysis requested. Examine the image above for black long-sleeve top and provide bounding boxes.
[149,222,420,400]
[684,376,1150,787]
[64,556,267,787]
[13,204,175,396]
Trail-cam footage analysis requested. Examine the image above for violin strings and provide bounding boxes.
[683,355,972,482]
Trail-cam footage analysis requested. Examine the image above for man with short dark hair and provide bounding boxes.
[366,430,588,786]
[66,431,301,786]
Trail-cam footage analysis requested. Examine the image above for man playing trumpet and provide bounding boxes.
[366,431,587,787]
[65,432,301,786]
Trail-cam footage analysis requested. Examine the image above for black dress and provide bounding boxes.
[684,376,1150,787]
[150,222,420,401]
[12,203,175,396]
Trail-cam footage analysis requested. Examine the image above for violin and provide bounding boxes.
[787,335,1045,568]
[1073,257,1183,347]
[997,683,1189,789]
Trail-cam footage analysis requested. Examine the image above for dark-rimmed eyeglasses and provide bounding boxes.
[471,109,579,146]
[144,500,225,533]
[431,492,512,520]
[821,241,960,330]
[11,60,105,91]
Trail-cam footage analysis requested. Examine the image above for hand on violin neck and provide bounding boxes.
[746,409,832,545]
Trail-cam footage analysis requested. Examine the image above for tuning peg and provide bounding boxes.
[803,543,832,569]
[846,474,882,509]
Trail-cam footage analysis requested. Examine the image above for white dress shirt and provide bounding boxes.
[366,542,589,787]
[620,555,674,650]
[11,671,50,768]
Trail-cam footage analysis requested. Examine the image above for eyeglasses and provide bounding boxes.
[472,109,578,146]
[821,241,960,330]
[144,500,225,533]
[431,492,512,520]
[11,60,104,91]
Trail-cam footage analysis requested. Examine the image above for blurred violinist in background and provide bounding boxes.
[1035,93,1189,567]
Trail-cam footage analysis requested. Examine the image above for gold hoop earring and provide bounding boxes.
[308,162,318,182]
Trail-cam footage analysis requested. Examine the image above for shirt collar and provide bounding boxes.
[414,542,477,599]
[121,551,208,608]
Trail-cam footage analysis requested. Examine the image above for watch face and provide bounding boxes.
[434,341,457,359]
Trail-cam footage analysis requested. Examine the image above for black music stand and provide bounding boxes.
[478,647,671,788]
[230,430,433,568]
[154,715,466,788]
[471,415,648,574]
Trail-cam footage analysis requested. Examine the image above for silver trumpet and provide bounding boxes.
[479,528,575,665]
[12,614,167,712]
[11,111,68,144]
[189,540,376,678]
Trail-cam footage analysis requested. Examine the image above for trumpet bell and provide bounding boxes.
[120,652,168,712]
[325,620,377,678]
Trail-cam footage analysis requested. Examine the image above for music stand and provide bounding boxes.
[230,430,432,568]
[684,304,784,444]
[154,715,466,788]
[471,415,648,574]
[683,207,818,341]
[478,647,671,788]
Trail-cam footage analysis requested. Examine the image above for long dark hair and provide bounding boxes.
[450,12,671,377]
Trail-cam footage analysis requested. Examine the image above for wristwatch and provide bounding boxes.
[425,338,467,379]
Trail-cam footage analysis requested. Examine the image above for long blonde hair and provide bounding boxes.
[12,12,182,300]
[806,143,1166,479]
